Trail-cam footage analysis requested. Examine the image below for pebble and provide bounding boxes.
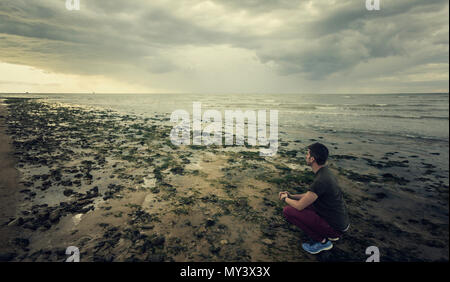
[205,218,215,227]
[72,213,83,226]
[262,239,274,245]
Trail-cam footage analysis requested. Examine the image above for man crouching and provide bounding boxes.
[279,142,350,254]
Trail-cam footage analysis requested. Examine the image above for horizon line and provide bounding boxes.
[1,92,449,95]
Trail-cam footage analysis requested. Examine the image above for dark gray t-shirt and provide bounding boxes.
[309,166,350,231]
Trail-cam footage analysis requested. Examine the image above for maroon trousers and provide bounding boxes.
[283,205,342,242]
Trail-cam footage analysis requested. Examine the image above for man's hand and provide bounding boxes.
[279,191,290,201]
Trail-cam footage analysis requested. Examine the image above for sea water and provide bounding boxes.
[2,92,448,194]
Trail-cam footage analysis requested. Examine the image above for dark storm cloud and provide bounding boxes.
[0,0,249,78]
[253,0,449,79]
[311,0,446,36]
[0,0,448,88]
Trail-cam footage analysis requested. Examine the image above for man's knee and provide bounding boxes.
[283,205,293,218]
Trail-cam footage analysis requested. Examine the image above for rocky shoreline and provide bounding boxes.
[0,98,448,262]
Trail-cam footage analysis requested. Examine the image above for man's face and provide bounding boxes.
[306,149,314,166]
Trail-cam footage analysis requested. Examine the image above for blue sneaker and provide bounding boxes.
[302,240,333,254]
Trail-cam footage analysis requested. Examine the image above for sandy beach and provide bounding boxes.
[0,101,23,261]
[0,98,448,262]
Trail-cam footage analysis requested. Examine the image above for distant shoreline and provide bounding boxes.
[1,92,449,96]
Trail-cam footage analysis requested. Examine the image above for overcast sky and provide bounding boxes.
[0,0,448,94]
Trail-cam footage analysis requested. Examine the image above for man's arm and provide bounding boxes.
[288,193,306,200]
[279,191,306,200]
[284,191,318,211]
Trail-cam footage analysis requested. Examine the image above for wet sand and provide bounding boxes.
[0,98,448,262]
[0,101,22,260]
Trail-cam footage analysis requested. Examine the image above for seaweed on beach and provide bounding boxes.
[1,98,448,262]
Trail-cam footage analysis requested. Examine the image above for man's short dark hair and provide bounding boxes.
[307,143,329,165]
